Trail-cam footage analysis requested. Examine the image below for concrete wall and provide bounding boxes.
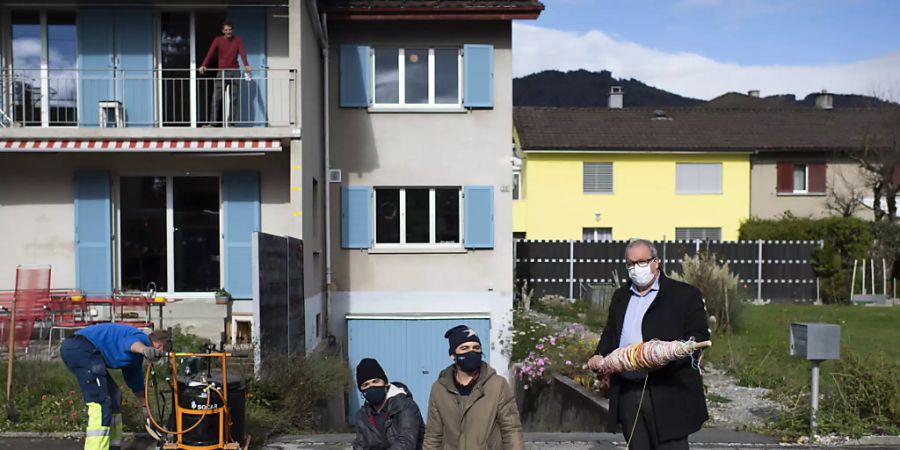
[298,0,326,353]
[0,151,291,290]
[750,158,874,220]
[327,21,515,375]
[516,152,751,241]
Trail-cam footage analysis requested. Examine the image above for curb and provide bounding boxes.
[0,431,140,439]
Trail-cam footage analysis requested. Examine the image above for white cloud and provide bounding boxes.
[512,23,900,100]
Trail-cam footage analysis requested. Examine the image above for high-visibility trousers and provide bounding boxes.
[61,336,125,450]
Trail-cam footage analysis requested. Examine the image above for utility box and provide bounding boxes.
[789,323,840,360]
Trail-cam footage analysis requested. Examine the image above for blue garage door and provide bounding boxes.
[347,317,491,421]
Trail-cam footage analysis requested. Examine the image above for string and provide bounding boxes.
[595,339,712,374]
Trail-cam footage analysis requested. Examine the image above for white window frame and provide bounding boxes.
[793,164,809,194]
[675,162,723,195]
[371,47,463,108]
[512,171,521,200]
[583,162,614,194]
[582,227,612,242]
[675,227,722,241]
[373,187,464,249]
[114,174,222,298]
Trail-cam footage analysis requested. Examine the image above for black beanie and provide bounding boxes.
[356,358,387,389]
[445,325,482,355]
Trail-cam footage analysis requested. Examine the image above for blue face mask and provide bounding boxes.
[454,351,483,373]
[362,385,387,406]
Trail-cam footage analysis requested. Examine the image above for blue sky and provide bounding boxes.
[514,0,900,99]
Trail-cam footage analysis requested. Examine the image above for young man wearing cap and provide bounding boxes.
[423,325,524,450]
[353,358,425,450]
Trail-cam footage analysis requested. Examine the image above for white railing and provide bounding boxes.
[0,68,296,128]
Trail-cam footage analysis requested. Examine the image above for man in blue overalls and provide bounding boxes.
[60,324,168,450]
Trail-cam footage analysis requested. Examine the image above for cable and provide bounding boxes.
[625,375,649,450]
[144,361,213,436]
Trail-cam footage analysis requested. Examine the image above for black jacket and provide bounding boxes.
[594,274,710,441]
[353,383,425,450]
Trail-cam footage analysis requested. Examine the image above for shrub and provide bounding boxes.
[532,294,609,333]
[768,353,900,439]
[670,253,744,333]
[740,214,873,304]
[516,324,598,391]
[509,309,553,362]
[246,349,348,439]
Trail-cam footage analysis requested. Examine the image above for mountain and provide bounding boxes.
[513,70,895,108]
[513,70,703,107]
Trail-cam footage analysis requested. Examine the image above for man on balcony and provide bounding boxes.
[199,20,251,127]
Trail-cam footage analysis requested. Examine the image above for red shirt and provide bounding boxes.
[201,36,249,69]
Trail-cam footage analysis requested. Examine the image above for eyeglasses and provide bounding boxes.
[625,258,656,269]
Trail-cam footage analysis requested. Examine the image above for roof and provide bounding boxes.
[322,0,544,20]
[514,106,900,152]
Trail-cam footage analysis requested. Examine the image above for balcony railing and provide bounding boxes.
[0,68,296,129]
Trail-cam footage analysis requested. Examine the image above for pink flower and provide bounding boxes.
[536,343,544,350]
[550,336,557,345]
[523,384,529,390]
[537,358,545,366]
[565,360,573,366]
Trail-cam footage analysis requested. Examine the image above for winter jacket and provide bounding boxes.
[594,274,710,441]
[423,363,524,450]
[353,383,425,450]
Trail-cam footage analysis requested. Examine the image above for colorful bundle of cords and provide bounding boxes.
[594,339,712,374]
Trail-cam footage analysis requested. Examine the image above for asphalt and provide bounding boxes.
[0,430,896,449]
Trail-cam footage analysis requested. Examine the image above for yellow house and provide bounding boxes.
[513,107,751,241]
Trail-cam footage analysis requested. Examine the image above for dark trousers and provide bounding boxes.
[618,379,689,450]
[210,69,240,126]
[60,335,123,450]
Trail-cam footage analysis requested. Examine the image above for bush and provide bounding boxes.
[509,309,553,362]
[515,324,598,391]
[246,349,348,439]
[670,253,744,333]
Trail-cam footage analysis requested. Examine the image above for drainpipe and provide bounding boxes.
[305,0,332,337]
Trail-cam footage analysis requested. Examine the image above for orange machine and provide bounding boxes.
[145,350,248,450]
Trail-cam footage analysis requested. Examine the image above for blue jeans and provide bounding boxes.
[60,336,123,450]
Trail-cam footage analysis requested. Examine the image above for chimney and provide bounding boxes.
[815,89,833,110]
[608,86,623,109]
[748,90,760,98]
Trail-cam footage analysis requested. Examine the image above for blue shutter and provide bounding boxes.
[116,9,154,127]
[463,44,493,108]
[340,45,371,107]
[464,186,494,249]
[229,7,267,127]
[341,187,373,249]
[77,9,114,127]
[223,172,260,300]
[74,171,112,294]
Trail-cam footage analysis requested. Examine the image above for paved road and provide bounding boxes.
[0,431,896,450]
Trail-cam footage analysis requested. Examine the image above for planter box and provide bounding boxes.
[515,374,610,432]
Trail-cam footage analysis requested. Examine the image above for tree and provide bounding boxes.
[825,168,866,218]
[848,105,900,223]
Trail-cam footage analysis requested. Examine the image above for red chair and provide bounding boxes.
[0,265,51,352]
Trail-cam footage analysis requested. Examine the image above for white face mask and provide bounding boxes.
[628,264,656,288]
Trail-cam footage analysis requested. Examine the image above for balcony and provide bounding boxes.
[1,68,296,136]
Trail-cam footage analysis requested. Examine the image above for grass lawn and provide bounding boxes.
[706,304,899,389]
[705,304,899,438]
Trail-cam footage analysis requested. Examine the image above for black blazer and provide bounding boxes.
[594,274,710,441]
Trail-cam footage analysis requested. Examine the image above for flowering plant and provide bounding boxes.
[516,323,599,391]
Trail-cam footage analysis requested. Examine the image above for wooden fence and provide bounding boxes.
[514,239,822,303]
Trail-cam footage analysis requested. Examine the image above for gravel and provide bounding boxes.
[703,363,781,430]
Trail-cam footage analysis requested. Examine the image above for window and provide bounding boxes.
[10,11,77,126]
[793,164,808,193]
[512,172,521,200]
[675,227,722,241]
[676,163,722,194]
[374,188,462,246]
[583,162,613,194]
[372,47,461,107]
[583,227,613,241]
[119,176,220,293]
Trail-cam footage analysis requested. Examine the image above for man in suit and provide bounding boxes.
[588,239,709,449]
